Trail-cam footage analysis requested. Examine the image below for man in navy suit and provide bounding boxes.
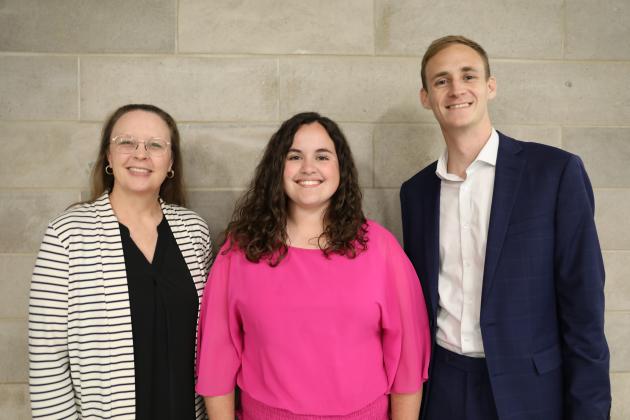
[400,35,611,420]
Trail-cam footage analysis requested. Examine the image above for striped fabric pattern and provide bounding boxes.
[29,193,212,419]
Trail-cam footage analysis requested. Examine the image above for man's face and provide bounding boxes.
[420,43,496,133]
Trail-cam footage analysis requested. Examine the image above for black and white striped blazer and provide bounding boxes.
[29,193,213,419]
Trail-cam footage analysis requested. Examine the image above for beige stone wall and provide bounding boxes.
[1,0,629,417]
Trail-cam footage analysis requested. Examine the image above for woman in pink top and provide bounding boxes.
[196,112,430,419]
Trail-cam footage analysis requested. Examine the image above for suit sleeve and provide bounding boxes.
[400,183,411,253]
[554,155,611,419]
[29,224,79,419]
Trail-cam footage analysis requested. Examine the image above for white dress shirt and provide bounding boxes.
[434,129,499,357]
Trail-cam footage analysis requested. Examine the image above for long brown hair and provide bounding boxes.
[87,104,186,206]
[225,112,368,266]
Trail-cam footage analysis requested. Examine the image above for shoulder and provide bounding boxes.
[403,160,437,186]
[210,240,246,270]
[164,204,210,235]
[499,133,590,188]
[500,132,576,166]
[45,200,112,247]
[49,200,100,231]
[401,161,438,191]
[365,220,401,248]
[362,221,410,268]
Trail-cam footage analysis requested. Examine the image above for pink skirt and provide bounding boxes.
[238,392,390,420]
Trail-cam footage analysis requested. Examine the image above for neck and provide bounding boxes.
[109,187,162,225]
[286,204,327,248]
[441,121,493,178]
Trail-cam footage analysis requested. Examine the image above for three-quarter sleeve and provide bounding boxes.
[195,246,243,396]
[380,232,431,393]
[29,224,79,419]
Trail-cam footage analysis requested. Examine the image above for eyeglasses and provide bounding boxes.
[110,135,171,157]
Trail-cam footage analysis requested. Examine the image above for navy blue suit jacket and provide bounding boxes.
[400,132,611,420]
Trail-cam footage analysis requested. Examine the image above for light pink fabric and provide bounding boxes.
[196,221,430,416]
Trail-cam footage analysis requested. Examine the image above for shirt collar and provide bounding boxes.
[435,128,499,181]
[476,128,499,167]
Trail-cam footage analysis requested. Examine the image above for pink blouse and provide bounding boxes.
[195,221,430,415]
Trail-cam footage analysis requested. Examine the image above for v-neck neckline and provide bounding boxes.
[119,217,166,266]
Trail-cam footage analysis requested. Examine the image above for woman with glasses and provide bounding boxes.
[196,112,431,419]
[29,104,212,419]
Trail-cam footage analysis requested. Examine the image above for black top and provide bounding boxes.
[120,218,198,420]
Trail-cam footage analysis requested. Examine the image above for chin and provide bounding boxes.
[118,184,161,196]
[292,199,332,212]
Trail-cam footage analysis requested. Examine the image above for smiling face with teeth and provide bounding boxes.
[107,110,173,199]
[283,122,340,216]
[420,43,496,135]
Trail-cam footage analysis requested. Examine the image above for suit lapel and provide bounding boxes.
[481,134,525,306]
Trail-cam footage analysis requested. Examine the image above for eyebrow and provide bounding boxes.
[461,66,480,73]
[288,148,335,154]
[431,71,450,81]
[431,66,480,81]
[113,134,166,140]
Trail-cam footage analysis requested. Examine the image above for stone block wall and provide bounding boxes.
[1,0,629,417]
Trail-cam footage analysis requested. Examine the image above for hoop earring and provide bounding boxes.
[167,169,175,179]
[105,165,113,175]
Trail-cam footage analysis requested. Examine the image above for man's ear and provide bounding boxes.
[420,88,432,109]
[487,76,497,100]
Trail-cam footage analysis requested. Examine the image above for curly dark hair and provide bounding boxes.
[225,112,368,266]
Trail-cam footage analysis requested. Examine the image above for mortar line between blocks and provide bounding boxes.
[77,57,81,121]
[276,58,280,120]
[175,0,180,54]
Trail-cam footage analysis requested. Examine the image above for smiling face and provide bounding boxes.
[282,122,340,216]
[420,43,496,134]
[106,110,173,198]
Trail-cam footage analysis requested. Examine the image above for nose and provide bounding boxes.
[448,79,464,96]
[132,142,149,159]
[300,157,316,174]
